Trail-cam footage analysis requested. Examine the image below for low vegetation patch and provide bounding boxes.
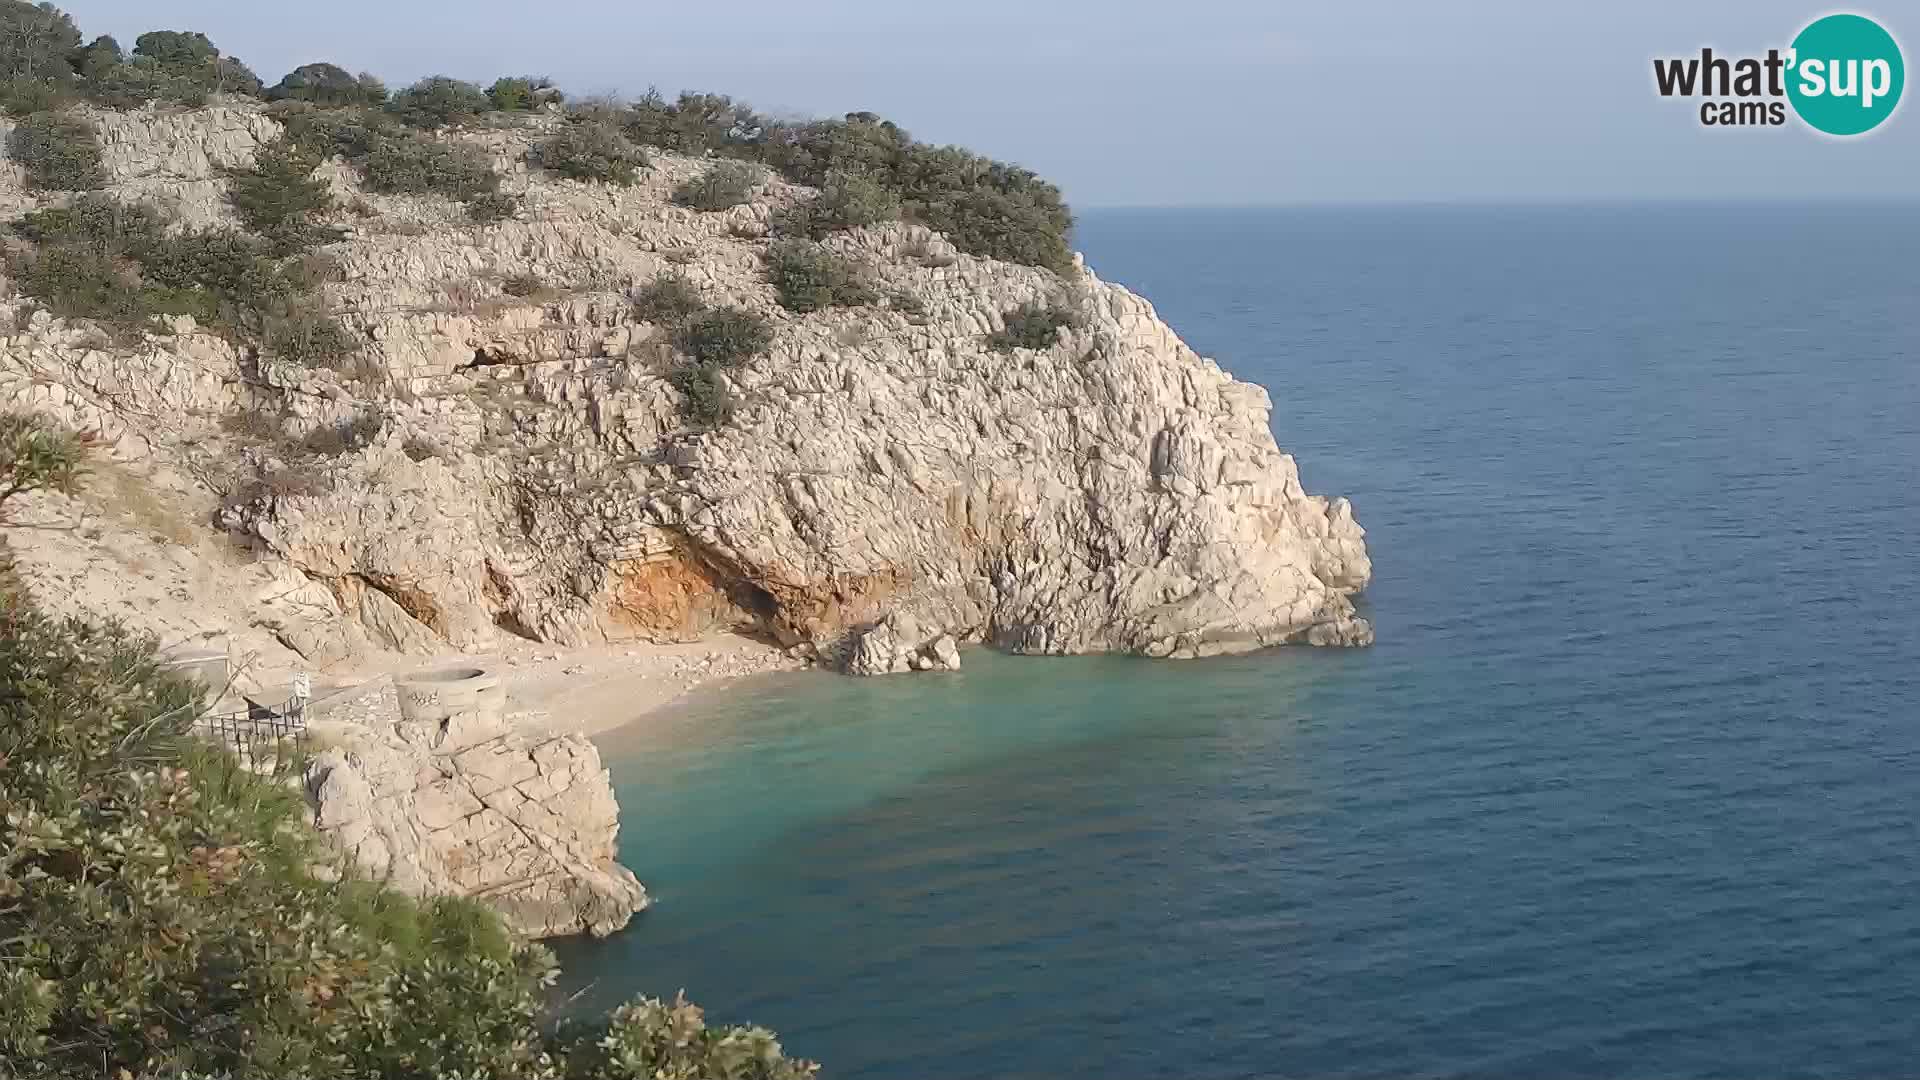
[530,119,646,185]
[631,273,705,324]
[988,301,1079,352]
[5,110,104,191]
[673,160,763,211]
[487,75,558,112]
[225,137,341,254]
[673,306,773,369]
[77,30,262,108]
[764,239,877,313]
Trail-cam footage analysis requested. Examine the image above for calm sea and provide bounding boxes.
[556,203,1920,1078]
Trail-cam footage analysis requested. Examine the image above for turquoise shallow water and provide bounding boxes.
[556,204,1920,1078]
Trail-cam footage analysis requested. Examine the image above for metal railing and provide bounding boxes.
[196,698,309,777]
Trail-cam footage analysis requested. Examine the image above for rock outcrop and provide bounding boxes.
[304,670,647,938]
[0,101,1372,679]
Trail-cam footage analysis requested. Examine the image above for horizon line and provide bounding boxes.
[1076,194,1920,212]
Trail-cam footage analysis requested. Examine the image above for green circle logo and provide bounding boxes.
[1787,14,1905,135]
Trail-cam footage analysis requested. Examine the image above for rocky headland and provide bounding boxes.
[0,96,1371,936]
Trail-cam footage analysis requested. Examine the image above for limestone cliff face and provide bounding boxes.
[304,677,647,939]
[0,102,1372,675]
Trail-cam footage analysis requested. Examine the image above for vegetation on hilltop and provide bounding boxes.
[0,414,818,1079]
[0,0,1074,271]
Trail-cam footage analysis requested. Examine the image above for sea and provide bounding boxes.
[554,203,1920,1079]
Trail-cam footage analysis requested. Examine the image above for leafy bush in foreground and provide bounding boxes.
[5,109,103,190]
[765,240,877,314]
[0,418,818,1079]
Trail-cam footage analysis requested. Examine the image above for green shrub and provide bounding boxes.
[6,110,103,191]
[765,240,876,314]
[776,169,899,238]
[0,1,80,86]
[466,189,518,224]
[12,194,162,253]
[12,244,144,324]
[632,273,704,325]
[620,88,762,154]
[388,74,488,130]
[673,160,763,211]
[530,119,646,184]
[78,29,262,107]
[267,62,386,106]
[674,306,772,367]
[0,411,87,520]
[274,101,408,160]
[66,33,121,79]
[260,301,358,368]
[487,75,557,112]
[0,74,66,115]
[0,574,818,1078]
[360,134,498,200]
[987,301,1077,352]
[227,137,340,254]
[668,362,733,426]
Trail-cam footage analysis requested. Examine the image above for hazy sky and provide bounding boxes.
[54,1,1920,207]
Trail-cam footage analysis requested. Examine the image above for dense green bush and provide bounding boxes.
[592,94,1073,271]
[488,75,558,112]
[764,240,876,313]
[11,244,144,324]
[361,134,499,200]
[775,168,899,238]
[632,273,705,325]
[79,29,262,107]
[620,88,762,154]
[674,306,772,368]
[388,74,489,130]
[0,586,819,1078]
[662,307,774,427]
[987,301,1078,352]
[267,61,386,106]
[274,100,409,159]
[673,160,764,211]
[12,193,162,252]
[0,1,79,103]
[531,119,646,184]
[227,137,341,254]
[5,109,102,190]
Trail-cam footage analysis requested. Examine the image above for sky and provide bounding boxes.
[53,0,1920,208]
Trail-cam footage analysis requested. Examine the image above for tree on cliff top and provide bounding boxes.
[0,420,820,1078]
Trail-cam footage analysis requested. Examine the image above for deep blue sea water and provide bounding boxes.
[556,204,1920,1078]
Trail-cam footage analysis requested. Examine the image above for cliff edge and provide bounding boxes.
[0,102,1372,679]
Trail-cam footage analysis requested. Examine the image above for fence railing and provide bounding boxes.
[196,698,309,777]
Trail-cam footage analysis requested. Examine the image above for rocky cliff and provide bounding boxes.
[304,673,647,939]
[0,101,1372,677]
